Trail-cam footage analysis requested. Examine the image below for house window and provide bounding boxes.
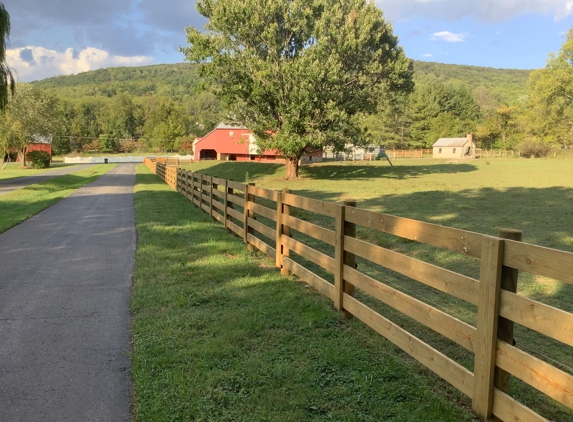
[439,148,442,153]
[453,148,456,153]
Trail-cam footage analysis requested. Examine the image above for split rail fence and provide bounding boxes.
[144,158,573,422]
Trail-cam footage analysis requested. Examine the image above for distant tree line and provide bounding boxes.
[2,28,568,158]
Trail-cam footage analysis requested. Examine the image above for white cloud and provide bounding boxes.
[422,53,433,57]
[6,46,154,82]
[376,0,573,23]
[431,31,466,42]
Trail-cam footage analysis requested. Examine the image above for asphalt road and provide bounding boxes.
[0,164,95,196]
[0,164,136,421]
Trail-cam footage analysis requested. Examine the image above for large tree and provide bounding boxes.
[182,0,413,178]
[0,84,60,166]
[0,2,14,110]
[528,27,573,147]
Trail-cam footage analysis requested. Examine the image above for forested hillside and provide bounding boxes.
[27,61,537,154]
[34,61,530,104]
[33,64,201,101]
[413,61,530,103]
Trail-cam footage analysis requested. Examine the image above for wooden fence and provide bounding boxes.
[145,159,573,422]
[475,149,515,159]
[388,149,431,158]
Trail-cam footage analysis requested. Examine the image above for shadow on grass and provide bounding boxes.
[300,162,478,181]
[131,170,473,422]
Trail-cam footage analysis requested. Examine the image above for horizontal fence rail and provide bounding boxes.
[145,159,573,422]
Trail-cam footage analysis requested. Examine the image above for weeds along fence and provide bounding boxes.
[144,158,573,422]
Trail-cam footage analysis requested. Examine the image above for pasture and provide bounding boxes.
[180,158,573,421]
[0,161,76,181]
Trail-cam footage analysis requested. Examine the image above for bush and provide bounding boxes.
[26,150,51,168]
[516,140,550,158]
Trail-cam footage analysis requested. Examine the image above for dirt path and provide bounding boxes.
[0,164,136,421]
[0,164,96,196]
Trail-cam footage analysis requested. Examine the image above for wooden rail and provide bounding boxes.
[145,158,573,422]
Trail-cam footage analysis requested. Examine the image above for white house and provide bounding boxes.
[432,134,475,159]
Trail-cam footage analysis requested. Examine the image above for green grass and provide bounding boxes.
[0,162,79,181]
[0,164,116,234]
[131,164,473,421]
[182,158,573,421]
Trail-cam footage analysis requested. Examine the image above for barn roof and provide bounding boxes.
[433,138,469,147]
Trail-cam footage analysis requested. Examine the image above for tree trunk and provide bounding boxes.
[18,147,26,167]
[285,157,300,180]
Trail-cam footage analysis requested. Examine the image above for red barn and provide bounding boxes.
[9,135,53,163]
[194,123,282,162]
[193,123,323,164]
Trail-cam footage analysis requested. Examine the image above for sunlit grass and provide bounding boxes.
[0,162,79,181]
[0,164,115,233]
[131,164,472,421]
[182,157,573,421]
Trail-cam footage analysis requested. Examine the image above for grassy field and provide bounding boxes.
[131,164,474,421]
[0,162,79,181]
[181,158,573,421]
[0,164,115,234]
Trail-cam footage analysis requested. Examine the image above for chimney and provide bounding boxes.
[467,134,473,144]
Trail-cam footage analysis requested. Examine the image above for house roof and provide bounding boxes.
[433,138,470,147]
[215,122,247,130]
[31,135,53,144]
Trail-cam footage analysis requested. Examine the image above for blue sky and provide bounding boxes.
[4,0,573,81]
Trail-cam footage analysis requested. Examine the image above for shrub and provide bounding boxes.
[516,140,550,158]
[26,150,51,168]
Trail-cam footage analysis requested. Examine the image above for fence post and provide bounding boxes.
[208,176,214,218]
[244,183,255,251]
[211,177,218,221]
[334,203,345,311]
[275,191,283,269]
[176,168,180,193]
[223,180,229,230]
[226,179,234,233]
[280,188,291,276]
[472,235,505,420]
[492,228,522,420]
[343,200,356,319]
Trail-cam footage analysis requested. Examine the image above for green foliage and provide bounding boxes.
[182,0,413,178]
[26,150,51,168]
[99,135,118,153]
[0,84,62,166]
[527,27,573,147]
[516,139,550,158]
[0,2,15,110]
[143,96,188,151]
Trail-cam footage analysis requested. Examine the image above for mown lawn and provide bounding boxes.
[0,162,79,181]
[0,164,115,234]
[182,158,573,421]
[131,164,474,421]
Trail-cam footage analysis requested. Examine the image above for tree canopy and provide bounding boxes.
[182,0,413,178]
[527,27,573,146]
[0,2,15,110]
[0,84,62,166]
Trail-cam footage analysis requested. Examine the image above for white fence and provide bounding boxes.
[64,155,193,164]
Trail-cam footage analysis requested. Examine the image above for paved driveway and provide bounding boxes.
[0,164,95,196]
[0,164,135,421]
